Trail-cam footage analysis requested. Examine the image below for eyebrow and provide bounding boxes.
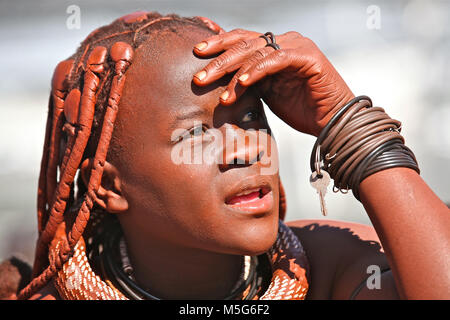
[170,107,209,128]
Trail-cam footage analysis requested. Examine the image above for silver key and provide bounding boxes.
[309,169,331,216]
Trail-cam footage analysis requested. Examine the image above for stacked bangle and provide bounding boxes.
[310,96,420,201]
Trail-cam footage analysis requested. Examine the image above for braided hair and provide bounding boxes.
[18,11,287,300]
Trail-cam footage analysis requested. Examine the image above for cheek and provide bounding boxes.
[165,163,219,211]
[123,141,220,223]
[119,147,222,246]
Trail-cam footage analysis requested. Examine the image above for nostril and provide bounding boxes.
[227,157,247,166]
[219,140,265,172]
[256,150,264,163]
[219,155,252,172]
[233,149,263,166]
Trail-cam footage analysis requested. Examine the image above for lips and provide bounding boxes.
[224,177,274,215]
[226,187,270,205]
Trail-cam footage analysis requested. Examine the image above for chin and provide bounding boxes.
[225,213,280,256]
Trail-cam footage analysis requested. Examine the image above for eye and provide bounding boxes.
[172,124,209,144]
[189,124,207,137]
[241,109,261,123]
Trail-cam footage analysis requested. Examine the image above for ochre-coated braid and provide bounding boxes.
[34,47,107,275]
[59,88,82,176]
[34,60,75,277]
[67,42,133,248]
[21,47,108,298]
[36,97,52,235]
[196,16,225,34]
[46,61,75,211]
[37,60,75,236]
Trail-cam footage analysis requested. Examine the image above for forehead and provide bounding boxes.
[120,26,226,116]
[108,26,263,167]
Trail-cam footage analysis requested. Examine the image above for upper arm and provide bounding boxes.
[348,269,399,299]
[287,219,400,299]
[331,242,400,299]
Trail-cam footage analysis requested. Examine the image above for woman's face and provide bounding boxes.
[110,26,279,256]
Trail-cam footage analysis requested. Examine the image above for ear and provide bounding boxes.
[80,158,129,214]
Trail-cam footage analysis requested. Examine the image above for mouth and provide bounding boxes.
[225,179,274,215]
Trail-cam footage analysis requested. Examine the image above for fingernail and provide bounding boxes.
[195,41,208,51]
[194,70,207,81]
[238,73,249,82]
[220,90,229,101]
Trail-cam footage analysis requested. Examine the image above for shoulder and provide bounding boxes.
[286,219,381,244]
[286,219,384,260]
[286,219,398,299]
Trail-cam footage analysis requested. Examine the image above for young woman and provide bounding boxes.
[11,11,449,300]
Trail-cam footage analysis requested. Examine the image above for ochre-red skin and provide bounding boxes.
[23,12,450,300]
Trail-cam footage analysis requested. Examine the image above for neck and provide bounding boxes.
[120,228,243,299]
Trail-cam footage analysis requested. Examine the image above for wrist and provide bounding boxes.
[315,90,355,137]
[310,95,420,205]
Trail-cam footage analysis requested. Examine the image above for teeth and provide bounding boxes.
[235,188,260,197]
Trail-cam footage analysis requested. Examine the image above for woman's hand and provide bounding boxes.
[192,29,355,137]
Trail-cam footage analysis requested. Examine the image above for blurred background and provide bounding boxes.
[0,0,449,264]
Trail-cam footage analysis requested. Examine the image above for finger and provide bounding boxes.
[238,37,324,87]
[237,49,296,87]
[219,76,247,106]
[195,16,225,34]
[194,32,307,86]
[193,28,261,56]
[193,37,268,85]
[219,47,274,105]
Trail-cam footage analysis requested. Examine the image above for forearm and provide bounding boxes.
[359,167,450,299]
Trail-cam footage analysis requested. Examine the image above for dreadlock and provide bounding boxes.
[18,11,287,300]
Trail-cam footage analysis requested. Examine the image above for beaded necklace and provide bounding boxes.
[54,219,309,300]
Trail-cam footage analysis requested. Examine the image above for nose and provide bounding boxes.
[218,126,265,171]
